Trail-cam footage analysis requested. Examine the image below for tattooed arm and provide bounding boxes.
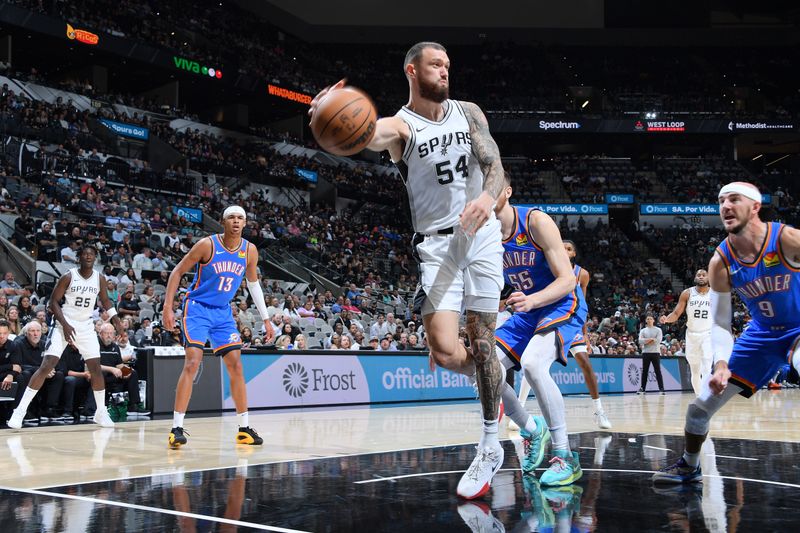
[459,101,506,235]
[466,310,504,421]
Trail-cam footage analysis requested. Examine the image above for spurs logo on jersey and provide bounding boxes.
[686,286,711,333]
[395,100,484,234]
[63,268,100,324]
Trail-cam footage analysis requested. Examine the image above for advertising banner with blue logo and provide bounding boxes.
[175,205,203,223]
[295,167,318,183]
[225,353,690,409]
[523,204,608,215]
[606,193,634,204]
[99,118,149,140]
[534,357,685,396]
[225,353,477,409]
[640,204,720,216]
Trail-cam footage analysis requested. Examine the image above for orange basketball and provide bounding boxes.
[311,86,377,156]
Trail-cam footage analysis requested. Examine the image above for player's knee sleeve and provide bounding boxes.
[520,333,557,386]
[685,402,710,436]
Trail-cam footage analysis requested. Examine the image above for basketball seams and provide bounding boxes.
[333,103,376,151]
[318,96,366,139]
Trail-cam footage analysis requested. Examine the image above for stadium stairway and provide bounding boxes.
[632,241,684,294]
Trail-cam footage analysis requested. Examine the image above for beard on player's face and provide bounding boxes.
[418,76,448,103]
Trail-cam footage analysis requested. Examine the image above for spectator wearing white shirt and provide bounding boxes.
[385,313,397,335]
[60,241,79,263]
[151,251,169,271]
[370,314,389,340]
[131,248,154,271]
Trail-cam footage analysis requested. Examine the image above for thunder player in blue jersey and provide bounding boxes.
[655,182,800,483]
[493,175,584,486]
[163,206,275,448]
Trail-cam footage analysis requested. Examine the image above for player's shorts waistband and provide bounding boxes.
[420,226,455,237]
[184,298,230,310]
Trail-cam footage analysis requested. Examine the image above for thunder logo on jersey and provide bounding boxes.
[717,222,800,325]
[501,206,559,295]
[187,234,249,307]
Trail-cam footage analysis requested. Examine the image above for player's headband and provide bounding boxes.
[222,205,246,219]
[718,183,761,203]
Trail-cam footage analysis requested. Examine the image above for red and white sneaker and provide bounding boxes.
[457,444,504,499]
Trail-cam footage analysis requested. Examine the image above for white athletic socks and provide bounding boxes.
[523,415,538,434]
[173,411,185,428]
[592,398,603,412]
[683,450,701,468]
[16,386,39,413]
[237,411,249,428]
[480,419,500,449]
[94,389,107,410]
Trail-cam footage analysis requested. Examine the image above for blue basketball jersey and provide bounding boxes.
[187,234,249,307]
[502,206,582,308]
[716,222,800,328]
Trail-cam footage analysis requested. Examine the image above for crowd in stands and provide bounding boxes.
[3,0,800,428]
[10,0,800,120]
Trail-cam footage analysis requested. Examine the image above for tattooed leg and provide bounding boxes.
[466,310,504,422]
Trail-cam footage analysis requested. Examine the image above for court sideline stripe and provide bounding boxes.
[0,485,310,533]
[354,468,800,489]
[21,433,597,490]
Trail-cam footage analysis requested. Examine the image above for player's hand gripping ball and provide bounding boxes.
[310,86,377,156]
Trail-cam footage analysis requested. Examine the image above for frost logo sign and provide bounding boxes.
[283,362,309,398]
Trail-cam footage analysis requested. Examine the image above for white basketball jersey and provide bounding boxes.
[396,100,484,233]
[63,268,101,325]
[686,286,711,334]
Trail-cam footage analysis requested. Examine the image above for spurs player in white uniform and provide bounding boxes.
[310,42,506,500]
[8,245,124,429]
[659,269,712,394]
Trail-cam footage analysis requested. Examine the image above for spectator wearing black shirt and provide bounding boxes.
[13,321,63,418]
[0,319,20,419]
[17,296,35,326]
[35,221,58,261]
[98,323,145,414]
[13,211,34,249]
[58,345,95,419]
[117,290,140,320]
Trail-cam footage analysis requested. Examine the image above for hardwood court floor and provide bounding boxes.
[2,389,800,531]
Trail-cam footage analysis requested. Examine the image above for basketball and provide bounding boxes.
[311,86,377,156]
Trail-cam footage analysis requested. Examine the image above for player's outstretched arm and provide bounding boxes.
[708,252,733,394]
[49,272,76,345]
[307,79,408,160]
[660,289,689,324]
[163,238,211,330]
[578,268,590,295]
[244,243,275,344]
[365,116,409,159]
[460,101,505,235]
[506,210,576,313]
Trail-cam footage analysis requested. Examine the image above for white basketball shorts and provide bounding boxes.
[685,331,712,368]
[415,217,503,315]
[44,322,101,360]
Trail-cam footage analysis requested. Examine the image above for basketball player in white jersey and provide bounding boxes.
[659,269,712,394]
[8,245,123,429]
[310,42,507,499]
